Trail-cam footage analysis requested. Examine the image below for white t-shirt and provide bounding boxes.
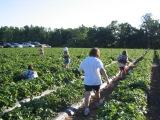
[79,56,104,85]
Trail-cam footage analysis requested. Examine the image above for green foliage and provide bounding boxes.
[0,48,145,119]
[0,16,160,48]
[96,51,153,120]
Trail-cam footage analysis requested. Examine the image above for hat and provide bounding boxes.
[64,47,68,51]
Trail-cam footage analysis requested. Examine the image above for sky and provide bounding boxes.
[0,0,160,29]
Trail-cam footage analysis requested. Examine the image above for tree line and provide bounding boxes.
[0,13,160,48]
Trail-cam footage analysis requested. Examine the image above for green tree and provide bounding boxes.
[141,13,160,48]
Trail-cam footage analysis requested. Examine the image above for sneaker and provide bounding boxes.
[84,107,90,116]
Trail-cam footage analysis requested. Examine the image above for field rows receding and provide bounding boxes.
[0,48,145,119]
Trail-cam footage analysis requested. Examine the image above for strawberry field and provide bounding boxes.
[96,51,153,120]
[0,48,152,119]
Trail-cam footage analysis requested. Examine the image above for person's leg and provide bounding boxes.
[64,59,70,68]
[95,90,100,102]
[94,85,100,102]
[84,91,91,108]
[66,63,69,68]
[124,65,129,74]
[64,61,68,68]
[84,85,92,116]
[84,91,91,115]
[94,86,103,107]
[118,68,121,78]
[120,67,125,78]
[119,68,123,78]
[67,59,70,68]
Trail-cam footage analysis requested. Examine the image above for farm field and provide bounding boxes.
[96,51,153,120]
[0,48,153,119]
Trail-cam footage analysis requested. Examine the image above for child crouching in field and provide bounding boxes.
[21,64,38,80]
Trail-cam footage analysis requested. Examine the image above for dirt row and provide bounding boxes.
[70,77,120,120]
[147,50,160,120]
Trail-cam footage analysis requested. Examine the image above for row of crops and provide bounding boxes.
[0,48,147,119]
[96,51,153,120]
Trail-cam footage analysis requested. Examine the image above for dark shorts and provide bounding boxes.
[84,85,100,92]
[64,58,70,64]
[119,67,125,71]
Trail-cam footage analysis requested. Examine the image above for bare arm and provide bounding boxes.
[100,68,109,84]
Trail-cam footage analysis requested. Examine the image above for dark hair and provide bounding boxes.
[89,48,100,58]
[122,50,127,55]
[28,64,33,70]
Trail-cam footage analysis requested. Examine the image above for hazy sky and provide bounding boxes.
[0,0,160,29]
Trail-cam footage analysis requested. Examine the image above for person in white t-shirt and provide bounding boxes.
[79,48,109,116]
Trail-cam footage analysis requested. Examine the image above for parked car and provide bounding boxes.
[32,42,41,47]
[22,43,35,47]
[3,43,14,48]
[41,44,51,48]
[12,43,23,48]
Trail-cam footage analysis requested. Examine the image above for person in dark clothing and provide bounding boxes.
[117,50,129,78]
